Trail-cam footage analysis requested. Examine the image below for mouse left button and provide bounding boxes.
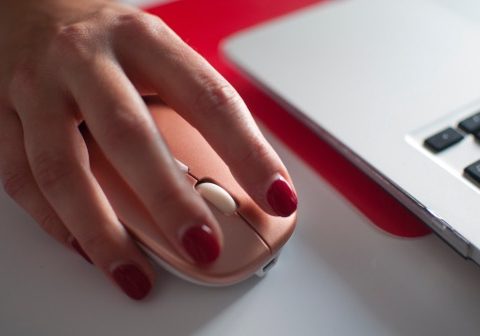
[175,159,189,173]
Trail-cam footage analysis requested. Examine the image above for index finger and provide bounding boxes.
[114,13,298,217]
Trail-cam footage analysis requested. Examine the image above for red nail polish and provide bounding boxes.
[181,224,220,264]
[71,238,93,264]
[267,178,298,217]
[112,264,152,301]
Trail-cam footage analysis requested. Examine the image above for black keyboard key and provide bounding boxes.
[474,130,480,141]
[459,112,480,133]
[465,160,480,184]
[424,127,464,153]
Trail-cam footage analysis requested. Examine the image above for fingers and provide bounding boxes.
[12,93,154,300]
[64,57,222,264]
[0,110,94,263]
[0,109,71,247]
[114,14,298,217]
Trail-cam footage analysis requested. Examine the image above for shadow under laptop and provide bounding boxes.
[284,137,480,335]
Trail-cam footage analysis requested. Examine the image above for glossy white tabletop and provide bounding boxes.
[1,1,480,335]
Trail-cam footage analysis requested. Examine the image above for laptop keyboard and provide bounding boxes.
[458,112,480,134]
[465,160,480,184]
[424,127,464,153]
[425,112,480,185]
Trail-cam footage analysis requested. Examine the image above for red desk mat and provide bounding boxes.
[146,0,431,238]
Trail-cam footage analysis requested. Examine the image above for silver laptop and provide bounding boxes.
[224,0,480,263]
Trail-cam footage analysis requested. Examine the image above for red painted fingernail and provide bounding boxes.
[181,224,220,264]
[112,264,152,301]
[267,177,298,217]
[70,238,93,264]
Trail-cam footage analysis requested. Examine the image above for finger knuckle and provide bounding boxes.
[235,138,272,168]
[114,12,167,38]
[37,211,63,238]
[50,24,93,63]
[1,168,30,199]
[151,184,186,208]
[101,110,151,150]
[149,183,199,216]
[194,77,241,117]
[31,151,73,192]
[9,63,39,98]
[80,232,111,255]
[148,183,212,226]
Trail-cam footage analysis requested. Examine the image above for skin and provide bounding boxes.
[0,0,296,299]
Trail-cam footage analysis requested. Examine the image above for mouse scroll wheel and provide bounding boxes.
[195,182,237,216]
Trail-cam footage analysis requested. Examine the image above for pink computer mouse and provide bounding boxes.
[84,101,296,286]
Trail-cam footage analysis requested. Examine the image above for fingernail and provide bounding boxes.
[111,263,152,301]
[181,224,220,264]
[267,176,298,217]
[70,238,93,264]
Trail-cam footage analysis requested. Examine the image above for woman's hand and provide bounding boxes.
[0,0,297,300]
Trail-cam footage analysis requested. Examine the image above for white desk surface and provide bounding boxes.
[2,1,480,335]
